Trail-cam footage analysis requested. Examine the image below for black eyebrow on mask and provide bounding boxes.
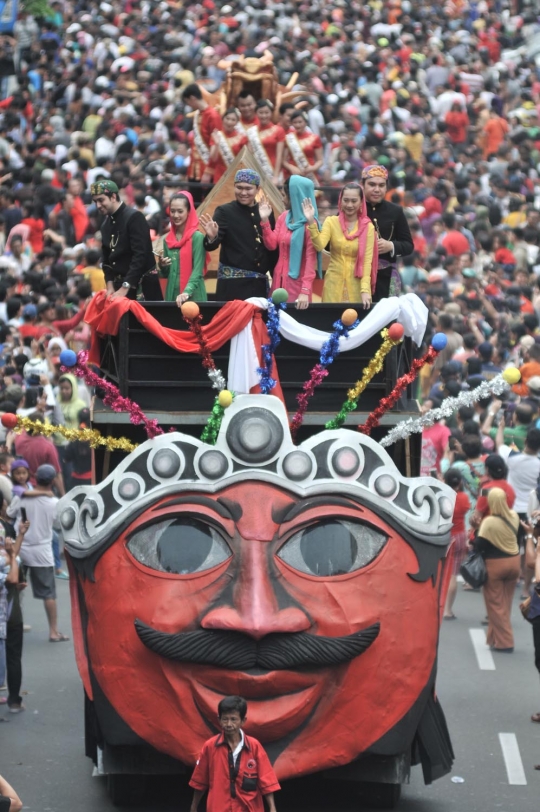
[151,496,237,521]
[273,496,366,526]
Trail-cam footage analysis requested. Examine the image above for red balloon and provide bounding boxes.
[1,413,18,429]
[388,323,405,341]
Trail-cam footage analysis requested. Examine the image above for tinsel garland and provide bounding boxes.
[8,415,138,452]
[358,345,438,436]
[257,300,284,394]
[181,309,231,441]
[290,316,358,440]
[325,328,402,430]
[61,351,163,439]
[183,312,227,391]
[380,374,510,448]
[201,398,226,445]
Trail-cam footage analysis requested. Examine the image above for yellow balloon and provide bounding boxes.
[502,367,521,385]
[218,390,233,408]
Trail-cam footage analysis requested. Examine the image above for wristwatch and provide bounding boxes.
[121,281,131,289]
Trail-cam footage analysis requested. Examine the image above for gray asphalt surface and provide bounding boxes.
[2,576,539,811]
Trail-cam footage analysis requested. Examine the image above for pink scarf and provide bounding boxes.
[337,184,379,294]
[165,191,202,292]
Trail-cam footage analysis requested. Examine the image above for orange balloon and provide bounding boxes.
[341,308,358,327]
[181,301,200,320]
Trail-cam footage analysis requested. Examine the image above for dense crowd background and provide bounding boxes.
[0,0,538,726]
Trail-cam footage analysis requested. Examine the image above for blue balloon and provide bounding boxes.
[59,349,78,367]
[431,332,448,351]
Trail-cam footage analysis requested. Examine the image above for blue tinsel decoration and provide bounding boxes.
[257,300,286,394]
[319,317,359,367]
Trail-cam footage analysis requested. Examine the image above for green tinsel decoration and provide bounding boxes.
[201,397,226,444]
[325,398,358,430]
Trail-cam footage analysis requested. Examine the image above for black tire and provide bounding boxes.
[357,782,402,810]
[106,774,148,807]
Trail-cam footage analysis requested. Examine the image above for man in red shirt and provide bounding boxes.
[13,414,65,495]
[182,83,222,193]
[190,696,280,812]
[440,213,470,256]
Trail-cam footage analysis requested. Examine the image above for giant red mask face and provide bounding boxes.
[62,397,455,779]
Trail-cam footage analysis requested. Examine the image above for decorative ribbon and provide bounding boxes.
[192,110,210,163]
[86,292,428,396]
[326,326,403,430]
[60,350,163,439]
[380,370,519,448]
[246,125,274,178]
[358,344,441,436]
[290,313,358,440]
[1,414,138,453]
[201,399,227,445]
[257,300,284,394]
[181,306,230,440]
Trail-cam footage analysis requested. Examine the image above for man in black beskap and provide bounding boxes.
[200,169,277,301]
[91,180,155,300]
[361,165,414,302]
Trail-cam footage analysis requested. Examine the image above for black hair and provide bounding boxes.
[526,428,540,453]
[461,434,482,458]
[444,467,463,490]
[218,695,247,720]
[484,454,508,480]
[458,405,475,422]
[182,83,202,101]
[278,102,295,115]
[256,99,274,111]
[515,403,533,426]
[438,313,453,330]
[466,357,483,376]
[6,296,22,320]
[461,419,480,436]
[341,182,363,199]
[24,387,42,410]
[237,89,255,100]
[463,332,478,350]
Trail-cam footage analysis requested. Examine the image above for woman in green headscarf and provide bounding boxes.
[259,176,322,309]
[156,192,207,303]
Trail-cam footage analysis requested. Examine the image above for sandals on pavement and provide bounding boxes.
[49,633,70,642]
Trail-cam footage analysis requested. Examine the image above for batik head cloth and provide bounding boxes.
[361,165,389,181]
[234,169,261,187]
[90,179,119,196]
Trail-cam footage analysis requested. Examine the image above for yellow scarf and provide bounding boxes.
[478,488,519,555]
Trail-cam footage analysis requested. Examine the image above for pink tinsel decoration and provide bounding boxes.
[290,364,329,440]
[61,351,163,439]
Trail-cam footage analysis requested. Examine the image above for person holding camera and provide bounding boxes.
[6,464,68,643]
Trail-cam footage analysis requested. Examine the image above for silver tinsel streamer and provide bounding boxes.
[380,374,510,448]
[208,368,227,392]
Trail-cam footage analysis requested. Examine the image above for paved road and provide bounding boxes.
[2,576,539,811]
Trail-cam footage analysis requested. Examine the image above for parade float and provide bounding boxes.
[2,290,520,807]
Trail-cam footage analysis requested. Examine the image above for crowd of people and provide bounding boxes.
[0,0,539,789]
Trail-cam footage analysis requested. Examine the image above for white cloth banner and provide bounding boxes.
[227,294,429,394]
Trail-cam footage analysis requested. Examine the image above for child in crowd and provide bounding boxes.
[10,459,31,498]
